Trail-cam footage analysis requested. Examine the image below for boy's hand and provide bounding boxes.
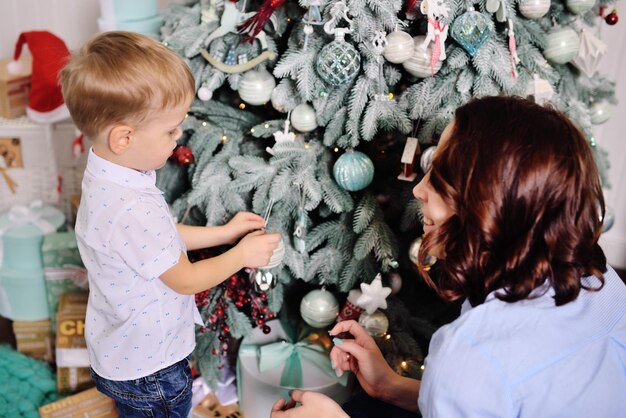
[235,230,281,268]
[223,212,266,244]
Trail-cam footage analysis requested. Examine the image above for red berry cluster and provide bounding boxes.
[196,273,276,356]
[170,145,195,166]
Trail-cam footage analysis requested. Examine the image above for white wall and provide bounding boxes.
[1,0,626,267]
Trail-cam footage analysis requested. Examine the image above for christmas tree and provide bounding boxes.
[157,0,619,389]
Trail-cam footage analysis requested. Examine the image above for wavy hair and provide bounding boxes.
[418,96,606,307]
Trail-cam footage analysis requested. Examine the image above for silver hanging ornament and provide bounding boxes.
[358,310,389,337]
[300,288,340,328]
[543,27,580,64]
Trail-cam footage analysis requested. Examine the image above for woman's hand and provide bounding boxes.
[270,390,349,418]
[329,320,397,401]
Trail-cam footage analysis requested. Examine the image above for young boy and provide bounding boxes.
[60,31,280,417]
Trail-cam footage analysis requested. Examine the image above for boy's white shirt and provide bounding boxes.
[75,148,203,381]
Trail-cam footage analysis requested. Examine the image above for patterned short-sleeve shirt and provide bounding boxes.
[76,148,203,381]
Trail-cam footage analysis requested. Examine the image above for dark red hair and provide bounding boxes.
[418,96,607,307]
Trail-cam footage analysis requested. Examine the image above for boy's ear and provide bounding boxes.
[108,125,134,155]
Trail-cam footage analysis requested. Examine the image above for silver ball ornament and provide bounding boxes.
[408,237,422,265]
[198,86,213,101]
[239,68,276,105]
[402,36,442,78]
[544,28,580,64]
[383,30,414,64]
[300,289,339,328]
[590,101,611,125]
[566,0,596,14]
[519,0,551,19]
[358,310,389,337]
[290,103,318,132]
[420,146,437,173]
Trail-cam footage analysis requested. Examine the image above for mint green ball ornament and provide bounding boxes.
[333,150,375,191]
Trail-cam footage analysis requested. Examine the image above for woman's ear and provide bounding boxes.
[108,125,134,155]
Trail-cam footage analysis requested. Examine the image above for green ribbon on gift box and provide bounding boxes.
[237,320,348,407]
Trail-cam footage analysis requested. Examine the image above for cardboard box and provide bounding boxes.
[12,319,54,362]
[0,55,32,119]
[39,387,117,418]
[56,292,92,393]
[192,393,242,418]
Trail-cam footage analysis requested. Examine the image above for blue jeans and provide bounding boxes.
[90,357,193,417]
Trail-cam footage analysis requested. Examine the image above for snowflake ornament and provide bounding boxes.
[356,274,392,314]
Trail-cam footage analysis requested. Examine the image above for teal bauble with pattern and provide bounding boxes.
[333,150,374,192]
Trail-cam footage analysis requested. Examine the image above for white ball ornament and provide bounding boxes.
[197,86,213,101]
[402,36,442,78]
[544,28,580,64]
[300,289,339,328]
[589,101,611,125]
[358,310,389,337]
[519,0,551,19]
[383,30,414,64]
[420,146,437,173]
[290,103,318,132]
[566,0,596,14]
[238,68,276,105]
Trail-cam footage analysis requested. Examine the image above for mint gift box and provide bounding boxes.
[0,202,65,320]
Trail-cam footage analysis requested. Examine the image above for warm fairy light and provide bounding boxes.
[264,123,270,128]
[222,135,228,141]
[334,147,339,152]
[401,361,408,369]
[420,364,425,371]
[385,334,391,340]
[304,142,310,149]
[239,103,246,110]
[185,113,189,118]
[202,121,207,127]
[388,92,394,99]
[250,128,255,133]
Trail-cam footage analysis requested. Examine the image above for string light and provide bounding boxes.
[388,92,394,100]
[304,142,310,149]
[222,135,228,143]
[420,364,425,371]
[239,103,246,110]
[401,361,408,369]
[334,147,339,152]
[185,113,189,118]
[250,128,255,133]
[385,334,391,340]
[202,121,207,127]
[264,123,270,128]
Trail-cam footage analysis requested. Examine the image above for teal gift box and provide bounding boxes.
[237,320,351,418]
[43,231,88,333]
[0,202,65,320]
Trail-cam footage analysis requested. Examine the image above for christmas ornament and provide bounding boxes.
[333,149,375,192]
[418,0,450,70]
[358,310,389,337]
[302,0,324,49]
[605,9,619,25]
[450,7,495,57]
[383,29,414,64]
[259,199,285,270]
[566,0,596,14]
[337,289,365,321]
[420,146,437,173]
[388,272,403,294]
[486,0,509,22]
[507,19,520,79]
[273,118,296,143]
[238,0,287,41]
[526,73,554,105]
[518,0,550,19]
[601,206,615,233]
[293,190,307,253]
[408,237,437,269]
[316,1,361,86]
[300,288,340,328]
[589,101,611,125]
[290,103,318,132]
[398,136,420,181]
[356,274,391,314]
[402,36,443,78]
[543,27,580,64]
[171,145,194,166]
[252,269,276,291]
[238,68,276,105]
[198,86,213,101]
[571,30,607,78]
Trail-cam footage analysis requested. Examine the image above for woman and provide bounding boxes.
[271,96,626,417]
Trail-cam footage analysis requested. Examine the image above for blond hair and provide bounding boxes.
[59,31,195,139]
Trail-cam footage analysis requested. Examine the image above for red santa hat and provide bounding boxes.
[6,31,71,123]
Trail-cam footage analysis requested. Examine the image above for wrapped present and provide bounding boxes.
[39,387,116,418]
[13,319,54,362]
[56,292,92,393]
[0,55,32,119]
[43,231,87,332]
[237,319,351,418]
[0,201,65,320]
